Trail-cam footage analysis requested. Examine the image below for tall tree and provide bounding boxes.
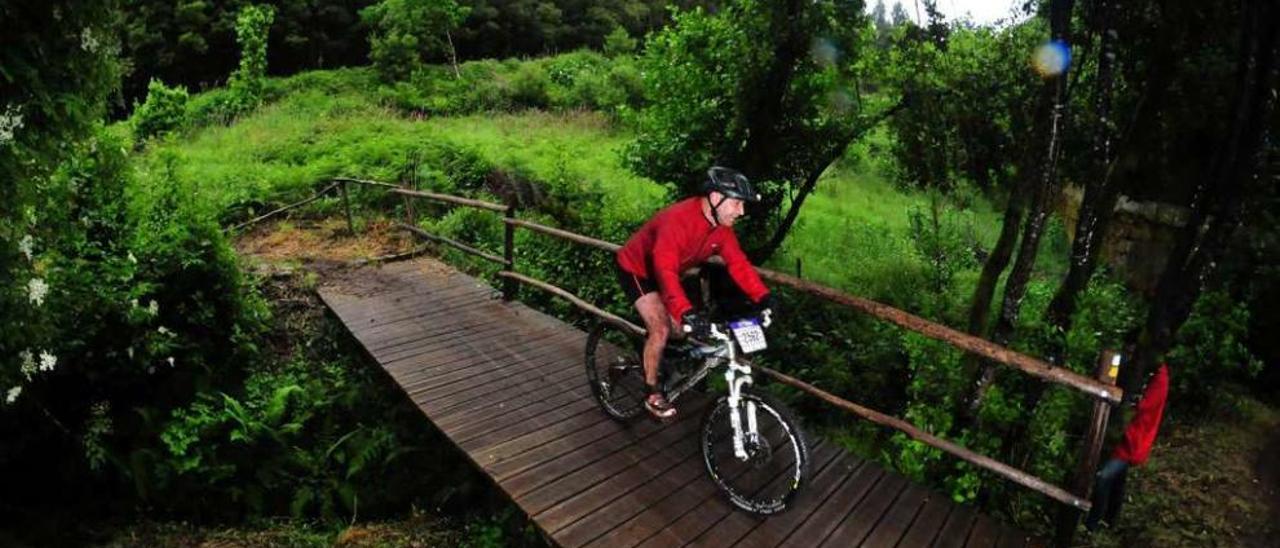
[361,0,470,82]
[1127,0,1279,391]
[969,0,1076,409]
[626,0,880,260]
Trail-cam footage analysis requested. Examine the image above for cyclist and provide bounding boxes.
[615,166,776,420]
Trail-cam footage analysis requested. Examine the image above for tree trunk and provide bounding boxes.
[446,29,461,79]
[969,0,1076,411]
[957,185,1027,417]
[1046,4,1179,334]
[1127,0,1278,391]
[1046,0,1121,331]
[731,0,805,181]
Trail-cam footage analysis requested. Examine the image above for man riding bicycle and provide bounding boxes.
[615,166,776,420]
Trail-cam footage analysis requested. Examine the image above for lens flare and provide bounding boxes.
[1032,40,1072,77]
[810,37,839,67]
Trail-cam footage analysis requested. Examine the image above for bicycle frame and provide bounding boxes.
[668,312,773,460]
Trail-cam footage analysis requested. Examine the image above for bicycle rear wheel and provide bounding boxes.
[584,320,648,421]
[701,388,810,515]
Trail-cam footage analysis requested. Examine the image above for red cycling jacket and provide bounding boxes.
[617,197,769,322]
[1112,363,1170,466]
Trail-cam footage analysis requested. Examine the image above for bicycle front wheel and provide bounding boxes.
[584,320,648,421]
[701,389,810,515]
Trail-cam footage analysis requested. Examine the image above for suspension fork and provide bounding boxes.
[721,333,757,460]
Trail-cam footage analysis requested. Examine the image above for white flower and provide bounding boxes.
[27,277,48,306]
[0,104,23,146]
[147,300,159,316]
[38,351,57,373]
[5,386,20,404]
[166,356,175,367]
[127,346,134,360]
[19,350,36,380]
[80,27,100,53]
[131,298,140,309]
[157,326,171,336]
[127,252,137,264]
[18,235,34,260]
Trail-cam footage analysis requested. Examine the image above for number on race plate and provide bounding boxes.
[730,319,768,353]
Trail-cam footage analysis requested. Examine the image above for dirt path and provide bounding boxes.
[1250,428,1280,547]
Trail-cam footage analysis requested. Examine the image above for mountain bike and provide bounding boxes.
[583,309,811,515]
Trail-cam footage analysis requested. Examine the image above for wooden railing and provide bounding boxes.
[230,177,1124,521]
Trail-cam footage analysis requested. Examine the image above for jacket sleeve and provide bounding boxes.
[651,223,693,322]
[1113,363,1170,465]
[718,229,769,302]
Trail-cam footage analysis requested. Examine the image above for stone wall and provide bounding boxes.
[1059,185,1190,295]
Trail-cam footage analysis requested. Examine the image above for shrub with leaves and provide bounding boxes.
[132,79,189,142]
[361,0,469,83]
[226,4,276,114]
[1167,288,1264,412]
[603,26,637,57]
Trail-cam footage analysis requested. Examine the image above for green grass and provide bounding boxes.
[128,65,1071,314]
[131,75,665,226]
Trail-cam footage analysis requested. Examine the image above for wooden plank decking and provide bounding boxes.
[317,258,1042,548]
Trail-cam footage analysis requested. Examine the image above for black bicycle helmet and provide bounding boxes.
[705,166,761,203]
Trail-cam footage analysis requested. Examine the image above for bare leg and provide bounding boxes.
[633,292,671,388]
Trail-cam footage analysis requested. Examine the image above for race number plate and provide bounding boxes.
[730,319,767,353]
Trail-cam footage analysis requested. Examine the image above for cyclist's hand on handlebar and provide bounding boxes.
[681,311,712,339]
[755,293,779,319]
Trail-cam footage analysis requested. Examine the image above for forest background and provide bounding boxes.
[2,0,1277,545]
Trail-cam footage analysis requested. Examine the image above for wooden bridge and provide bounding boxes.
[247,177,1128,547]
[318,257,1043,547]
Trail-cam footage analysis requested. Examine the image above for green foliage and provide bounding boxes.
[227,5,277,114]
[119,0,374,107]
[906,195,981,313]
[1167,289,1264,411]
[132,79,190,142]
[509,62,553,109]
[157,353,397,520]
[362,0,469,82]
[625,5,754,187]
[602,26,637,57]
[2,123,269,528]
[374,51,644,118]
[883,23,1040,192]
[625,0,877,250]
[1,1,122,402]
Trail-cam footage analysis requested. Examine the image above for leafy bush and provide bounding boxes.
[509,62,552,109]
[361,0,468,83]
[1,127,269,525]
[1167,289,1264,411]
[603,26,637,57]
[132,79,189,142]
[227,5,276,114]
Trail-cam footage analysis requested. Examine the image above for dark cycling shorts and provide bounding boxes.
[616,263,658,304]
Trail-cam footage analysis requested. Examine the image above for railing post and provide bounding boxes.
[339,180,355,235]
[502,204,517,301]
[1054,349,1120,546]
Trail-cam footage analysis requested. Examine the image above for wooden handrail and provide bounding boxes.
[230,181,341,232]
[398,223,507,265]
[497,271,644,336]
[332,177,401,189]
[753,267,1123,405]
[390,188,509,212]
[755,365,1091,510]
[502,217,621,252]
[501,215,1120,404]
